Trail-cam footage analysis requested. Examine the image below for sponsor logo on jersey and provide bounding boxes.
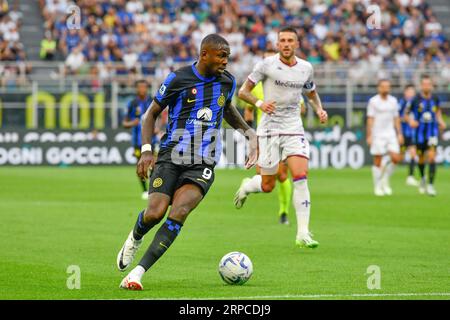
[197,107,213,121]
[274,80,303,89]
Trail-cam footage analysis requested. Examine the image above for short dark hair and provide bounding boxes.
[377,78,390,85]
[404,83,415,90]
[135,79,148,87]
[278,26,298,39]
[200,33,229,50]
[421,74,431,81]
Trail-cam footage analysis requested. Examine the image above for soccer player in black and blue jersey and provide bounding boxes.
[116,34,258,290]
[122,80,153,200]
[405,75,446,196]
[398,84,419,187]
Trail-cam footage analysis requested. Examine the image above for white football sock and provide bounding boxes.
[381,155,390,168]
[372,166,382,188]
[385,161,396,178]
[293,178,310,239]
[242,175,262,194]
[380,159,395,184]
[129,265,145,280]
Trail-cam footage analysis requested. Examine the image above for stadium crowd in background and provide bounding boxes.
[33,0,448,83]
[0,0,448,86]
[0,0,29,86]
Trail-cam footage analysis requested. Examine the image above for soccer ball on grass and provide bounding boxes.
[218,252,253,285]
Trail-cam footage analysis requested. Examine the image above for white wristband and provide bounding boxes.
[255,100,263,108]
[141,144,152,153]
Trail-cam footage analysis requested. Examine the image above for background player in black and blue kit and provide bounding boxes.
[399,84,419,187]
[406,75,446,196]
[122,80,153,200]
[116,34,258,290]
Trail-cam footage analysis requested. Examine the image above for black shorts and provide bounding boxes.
[416,137,438,155]
[148,153,215,199]
[400,136,414,153]
[403,136,414,148]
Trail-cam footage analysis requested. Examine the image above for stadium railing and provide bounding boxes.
[0,61,448,130]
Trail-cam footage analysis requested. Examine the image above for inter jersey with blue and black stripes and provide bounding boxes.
[398,98,414,138]
[127,96,153,147]
[153,62,236,166]
[408,94,440,144]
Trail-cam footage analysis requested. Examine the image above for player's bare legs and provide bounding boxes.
[406,145,419,186]
[417,151,426,194]
[418,147,437,196]
[276,162,291,225]
[379,151,402,195]
[286,155,318,249]
[235,163,291,225]
[234,158,280,209]
[426,148,437,196]
[117,192,170,272]
[371,154,384,196]
[120,184,203,290]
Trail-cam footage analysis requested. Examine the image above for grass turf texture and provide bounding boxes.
[0,166,449,300]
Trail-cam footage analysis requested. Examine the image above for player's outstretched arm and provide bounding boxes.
[305,90,327,123]
[436,108,447,132]
[238,79,276,114]
[122,117,139,129]
[136,101,163,179]
[404,101,419,128]
[224,103,258,169]
[395,116,404,145]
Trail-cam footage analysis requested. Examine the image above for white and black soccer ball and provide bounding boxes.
[218,252,253,285]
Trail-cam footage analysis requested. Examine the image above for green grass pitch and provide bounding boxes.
[0,166,449,300]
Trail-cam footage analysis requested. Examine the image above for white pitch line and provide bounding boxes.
[143,292,450,300]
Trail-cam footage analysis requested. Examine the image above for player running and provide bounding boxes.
[122,80,153,200]
[405,75,446,196]
[233,27,328,248]
[398,84,419,187]
[242,48,306,225]
[366,79,403,196]
[116,34,257,290]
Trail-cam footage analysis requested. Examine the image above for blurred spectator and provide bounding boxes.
[40,31,57,60]
[30,0,448,84]
[65,44,85,74]
[123,46,138,71]
[0,0,8,19]
[0,1,30,87]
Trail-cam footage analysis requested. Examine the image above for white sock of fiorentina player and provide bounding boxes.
[372,166,382,188]
[384,161,396,181]
[380,158,395,181]
[293,175,310,239]
[242,175,263,194]
[381,155,390,169]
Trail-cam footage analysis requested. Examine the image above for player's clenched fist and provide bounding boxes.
[260,100,276,114]
[245,135,258,169]
[316,109,328,124]
[136,151,154,179]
